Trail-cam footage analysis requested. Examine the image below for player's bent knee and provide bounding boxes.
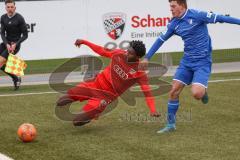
[192,90,205,100]
[169,81,185,99]
[169,90,178,99]
[169,87,182,99]
[191,85,206,100]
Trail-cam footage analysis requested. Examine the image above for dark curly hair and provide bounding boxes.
[129,40,146,58]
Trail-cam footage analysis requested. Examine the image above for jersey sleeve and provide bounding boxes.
[196,10,240,25]
[215,15,240,25]
[137,73,156,113]
[16,15,28,45]
[145,23,174,60]
[0,16,8,45]
[195,10,218,23]
[82,40,121,58]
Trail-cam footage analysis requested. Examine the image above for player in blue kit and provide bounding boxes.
[141,0,240,133]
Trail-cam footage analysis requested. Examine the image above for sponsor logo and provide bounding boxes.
[131,15,171,28]
[161,29,167,36]
[188,19,193,25]
[26,23,36,33]
[0,22,36,33]
[113,64,128,80]
[103,12,126,40]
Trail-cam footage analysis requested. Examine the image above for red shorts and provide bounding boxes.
[68,81,117,118]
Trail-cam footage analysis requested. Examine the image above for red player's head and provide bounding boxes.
[127,40,146,62]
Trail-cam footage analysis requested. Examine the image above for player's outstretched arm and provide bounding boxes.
[138,74,160,117]
[74,39,114,58]
[145,38,164,61]
[145,24,174,61]
[216,14,240,25]
[196,10,240,25]
[139,38,165,70]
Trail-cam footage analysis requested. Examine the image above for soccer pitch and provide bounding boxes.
[0,73,240,160]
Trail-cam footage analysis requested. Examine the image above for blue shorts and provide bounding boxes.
[173,61,212,88]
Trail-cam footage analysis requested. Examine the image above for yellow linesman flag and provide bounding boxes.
[5,53,27,76]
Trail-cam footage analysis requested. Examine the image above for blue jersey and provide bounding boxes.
[146,9,240,63]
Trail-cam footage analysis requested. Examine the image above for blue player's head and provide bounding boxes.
[127,40,146,62]
[169,0,187,18]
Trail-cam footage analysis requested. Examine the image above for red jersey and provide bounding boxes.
[80,40,156,113]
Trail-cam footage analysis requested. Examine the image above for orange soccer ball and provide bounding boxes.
[17,123,37,142]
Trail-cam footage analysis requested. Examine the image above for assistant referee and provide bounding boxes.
[0,0,28,90]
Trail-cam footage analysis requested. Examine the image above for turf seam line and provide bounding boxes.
[0,78,240,97]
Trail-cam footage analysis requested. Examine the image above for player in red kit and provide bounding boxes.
[57,39,160,126]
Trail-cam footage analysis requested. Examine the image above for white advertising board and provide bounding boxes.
[0,0,239,60]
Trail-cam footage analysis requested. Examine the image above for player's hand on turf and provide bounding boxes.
[139,58,149,71]
[150,111,160,117]
[75,39,84,47]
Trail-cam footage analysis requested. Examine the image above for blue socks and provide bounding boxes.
[167,100,179,125]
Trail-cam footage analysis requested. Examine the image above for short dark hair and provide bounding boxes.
[5,0,15,5]
[169,0,187,8]
[130,40,146,58]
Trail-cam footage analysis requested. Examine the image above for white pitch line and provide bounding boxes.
[0,153,14,160]
[0,78,240,97]
[209,78,240,83]
[0,91,57,97]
